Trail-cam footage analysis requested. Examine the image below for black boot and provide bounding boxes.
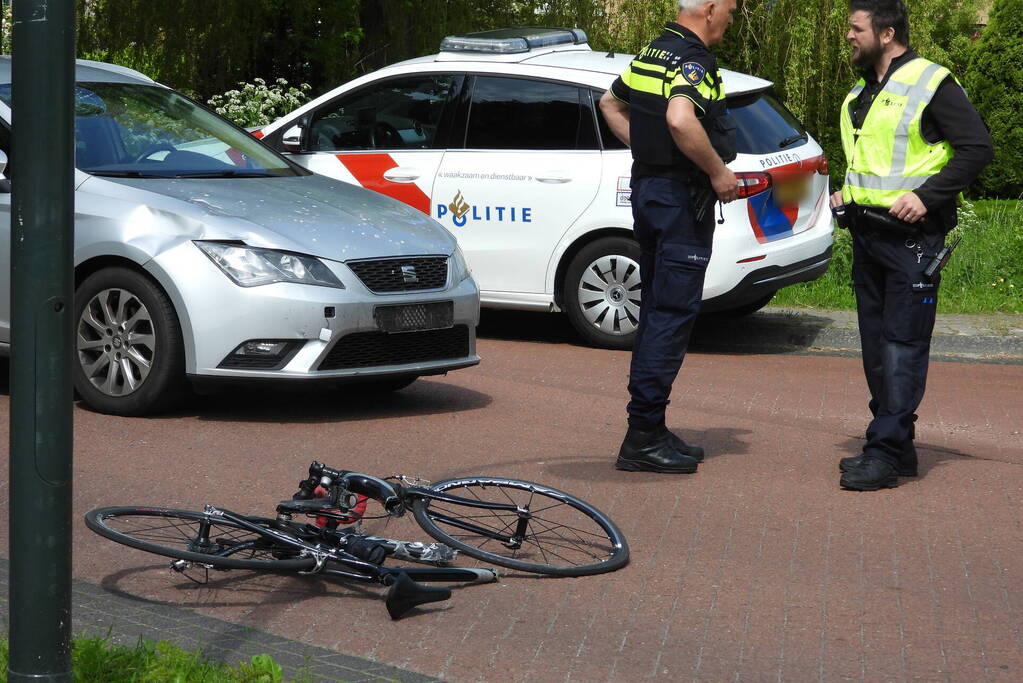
[839,457,898,491]
[616,426,699,473]
[839,441,917,476]
[666,429,704,462]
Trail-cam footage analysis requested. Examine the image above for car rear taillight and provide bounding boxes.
[735,172,772,198]
[816,156,829,175]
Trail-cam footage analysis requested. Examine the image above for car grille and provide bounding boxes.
[317,325,471,370]
[346,256,448,292]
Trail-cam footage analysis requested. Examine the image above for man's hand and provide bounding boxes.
[711,167,738,203]
[889,192,928,223]
[830,190,844,209]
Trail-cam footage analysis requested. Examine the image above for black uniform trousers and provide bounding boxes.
[626,176,714,429]
[851,220,945,467]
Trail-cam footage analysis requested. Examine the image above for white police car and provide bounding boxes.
[261,28,834,349]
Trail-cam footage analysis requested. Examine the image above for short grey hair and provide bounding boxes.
[678,0,722,11]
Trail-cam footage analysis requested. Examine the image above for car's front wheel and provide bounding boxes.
[73,267,187,416]
[563,236,642,350]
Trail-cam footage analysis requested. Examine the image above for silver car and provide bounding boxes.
[0,58,480,416]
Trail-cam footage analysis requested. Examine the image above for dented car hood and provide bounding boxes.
[75,172,456,263]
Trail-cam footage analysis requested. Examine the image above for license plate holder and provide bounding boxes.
[773,176,811,205]
[374,302,454,333]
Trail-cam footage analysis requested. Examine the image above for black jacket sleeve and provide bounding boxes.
[913,76,994,210]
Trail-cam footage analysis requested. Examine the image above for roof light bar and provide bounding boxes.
[439,27,588,54]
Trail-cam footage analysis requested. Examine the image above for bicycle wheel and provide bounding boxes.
[85,507,316,571]
[411,478,628,576]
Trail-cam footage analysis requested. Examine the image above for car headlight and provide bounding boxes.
[195,241,344,288]
[450,245,472,284]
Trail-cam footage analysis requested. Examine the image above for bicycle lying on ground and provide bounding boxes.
[86,461,629,619]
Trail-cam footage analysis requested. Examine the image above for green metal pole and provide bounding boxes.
[8,1,76,681]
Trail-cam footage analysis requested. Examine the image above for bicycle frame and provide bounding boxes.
[200,505,495,586]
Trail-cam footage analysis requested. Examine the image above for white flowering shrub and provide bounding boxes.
[1,4,12,54]
[207,78,311,127]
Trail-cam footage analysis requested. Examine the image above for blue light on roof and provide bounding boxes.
[440,27,588,54]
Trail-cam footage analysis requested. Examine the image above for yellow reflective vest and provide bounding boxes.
[840,57,954,207]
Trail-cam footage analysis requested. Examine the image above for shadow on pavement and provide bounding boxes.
[0,357,490,422]
[436,426,754,484]
[477,308,843,355]
[67,378,493,424]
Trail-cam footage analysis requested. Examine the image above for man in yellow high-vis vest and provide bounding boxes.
[830,0,992,491]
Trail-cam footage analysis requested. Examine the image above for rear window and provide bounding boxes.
[727,90,807,155]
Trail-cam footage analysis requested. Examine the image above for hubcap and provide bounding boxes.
[77,288,156,397]
[576,254,642,336]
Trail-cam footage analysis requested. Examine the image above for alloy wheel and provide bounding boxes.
[77,287,156,397]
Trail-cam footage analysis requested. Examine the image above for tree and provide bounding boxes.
[966,0,1023,198]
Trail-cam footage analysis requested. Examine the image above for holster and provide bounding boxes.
[690,184,717,224]
[847,204,934,237]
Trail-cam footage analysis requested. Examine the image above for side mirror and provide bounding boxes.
[0,149,7,177]
[282,125,302,153]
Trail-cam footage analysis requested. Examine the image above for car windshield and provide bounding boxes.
[0,81,302,178]
[727,90,808,155]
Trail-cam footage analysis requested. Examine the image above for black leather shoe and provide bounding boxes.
[665,429,705,462]
[839,458,899,491]
[839,441,917,476]
[615,426,699,473]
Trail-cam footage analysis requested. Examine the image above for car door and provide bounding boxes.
[432,75,602,295]
[282,73,461,216]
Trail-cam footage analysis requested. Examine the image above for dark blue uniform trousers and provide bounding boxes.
[851,227,944,467]
[627,176,714,429]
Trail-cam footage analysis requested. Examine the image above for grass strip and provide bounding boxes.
[0,635,320,682]
[771,198,1023,314]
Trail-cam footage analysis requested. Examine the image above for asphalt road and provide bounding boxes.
[1,312,1022,682]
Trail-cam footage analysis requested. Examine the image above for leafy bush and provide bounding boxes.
[207,78,311,128]
[1,634,307,682]
[966,0,1023,198]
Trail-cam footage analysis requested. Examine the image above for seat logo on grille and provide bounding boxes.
[400,265,419,283]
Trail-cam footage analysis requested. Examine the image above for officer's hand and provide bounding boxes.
[889,192,928,223]
[711,168,739,203]
[829,191,844,209]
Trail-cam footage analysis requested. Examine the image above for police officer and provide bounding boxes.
[599,0,738,473]
[831,0,993,490]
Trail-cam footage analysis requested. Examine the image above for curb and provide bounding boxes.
[690,308,1023,363]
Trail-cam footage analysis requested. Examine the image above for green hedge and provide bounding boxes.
[966,0,1023,198]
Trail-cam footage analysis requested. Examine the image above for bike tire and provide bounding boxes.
[411,478,629,576]
[85,506,316,571]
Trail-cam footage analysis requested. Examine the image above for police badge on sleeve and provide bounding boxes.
[682,62,706,84]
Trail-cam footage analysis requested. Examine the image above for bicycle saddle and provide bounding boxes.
[384,572,452,620]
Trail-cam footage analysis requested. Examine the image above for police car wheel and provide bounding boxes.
[563,236,641,350]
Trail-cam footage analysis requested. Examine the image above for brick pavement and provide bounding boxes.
[1,310,1021,682]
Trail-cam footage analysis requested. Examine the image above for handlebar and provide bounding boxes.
[296,462,405,515]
